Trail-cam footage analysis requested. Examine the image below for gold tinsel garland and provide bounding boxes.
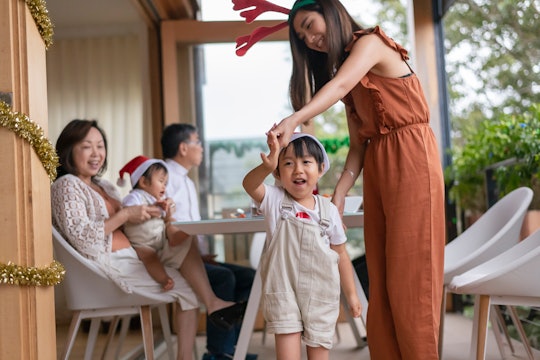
[25,0,54,49]
[0,101,59,182]
[0,2,60,288]
[0,260,65,286]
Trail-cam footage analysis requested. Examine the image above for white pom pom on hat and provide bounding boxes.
[289,133,330,176]
[117,155,167,188]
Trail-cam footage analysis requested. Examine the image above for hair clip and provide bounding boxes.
[232,0,290,56]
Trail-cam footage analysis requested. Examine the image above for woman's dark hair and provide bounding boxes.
[161,123,197,159]
[288,0,363,110]
[275,136,325,176]
[135,162,168,189]
[55,119,108,179]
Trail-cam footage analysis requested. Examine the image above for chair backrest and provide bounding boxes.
[249,232,266,269]
[444,187,533,284]
[449,228,540,297]
[52,227,171,310]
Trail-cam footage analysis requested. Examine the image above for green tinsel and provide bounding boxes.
[209,136,350,157]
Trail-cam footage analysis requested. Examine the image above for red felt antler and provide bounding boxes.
[232,0,290,23]
[235,21,289,56]
[232,0,291,56]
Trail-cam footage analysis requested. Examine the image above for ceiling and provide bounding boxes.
[47,0,140,29]
[46,0,199,36]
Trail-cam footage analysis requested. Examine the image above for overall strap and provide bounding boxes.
[317,195,331,237]
[279,192,295,220]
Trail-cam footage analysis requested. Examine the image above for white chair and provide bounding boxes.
[448,228,540,360]
[440,187,533,357]
[52,227,176,360]
[249,232,266,270]
[248,232,268,344]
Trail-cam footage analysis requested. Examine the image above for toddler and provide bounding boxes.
[243,132,362,359]
[118,155,187,291]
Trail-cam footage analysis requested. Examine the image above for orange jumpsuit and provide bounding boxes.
[343,27,445,359]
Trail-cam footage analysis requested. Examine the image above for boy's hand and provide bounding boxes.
[156,198,175,215]
[348,295,363,318]
[261,130,280,171]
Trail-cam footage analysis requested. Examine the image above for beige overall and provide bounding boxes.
[259,195,341,349]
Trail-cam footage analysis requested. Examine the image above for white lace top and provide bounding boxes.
[51,174,131,292]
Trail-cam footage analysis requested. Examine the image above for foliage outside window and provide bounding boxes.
[443,0,540,215]
[444,104,540,214]
[444,0,540,122]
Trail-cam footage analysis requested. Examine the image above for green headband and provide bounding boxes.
[288,0,318,23]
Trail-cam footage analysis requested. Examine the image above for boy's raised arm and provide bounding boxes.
[242,130,281,204]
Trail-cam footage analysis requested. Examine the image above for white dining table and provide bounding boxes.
[173,212,364,235]
[174,212,368,360]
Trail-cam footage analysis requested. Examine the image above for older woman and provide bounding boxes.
[51,119,245,359]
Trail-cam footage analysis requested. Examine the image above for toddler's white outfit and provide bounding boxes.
[122,189,189,268]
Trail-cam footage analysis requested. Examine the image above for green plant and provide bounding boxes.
[445,104,540,213]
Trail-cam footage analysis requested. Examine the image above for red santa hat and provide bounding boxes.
[117,155,167,188]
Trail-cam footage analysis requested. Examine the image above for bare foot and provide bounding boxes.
[161,277,174,291]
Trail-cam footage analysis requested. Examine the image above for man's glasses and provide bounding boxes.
[185,140,202,146]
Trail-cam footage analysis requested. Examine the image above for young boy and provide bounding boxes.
[118,155,188,291]
[243,132,362,360]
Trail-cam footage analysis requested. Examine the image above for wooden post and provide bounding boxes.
[409,0,445,162]
[0,1,56,359]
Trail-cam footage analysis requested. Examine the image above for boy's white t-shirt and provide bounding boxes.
[258,184,347,247]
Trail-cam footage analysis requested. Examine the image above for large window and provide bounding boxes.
[197,0,380,261]
[199,0,372,216]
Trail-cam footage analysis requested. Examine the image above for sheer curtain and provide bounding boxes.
[47,33,147,323]
[47,33,144,189]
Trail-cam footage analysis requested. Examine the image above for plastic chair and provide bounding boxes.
[52,227,176,360]
[448,228,540,360]
[440,187,533,356]
[248,232,268,344]
[249,232,266,270]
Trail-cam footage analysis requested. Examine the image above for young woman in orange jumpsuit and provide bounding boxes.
[269,0,446,358]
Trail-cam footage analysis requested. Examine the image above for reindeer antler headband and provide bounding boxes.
[233,0,317,56]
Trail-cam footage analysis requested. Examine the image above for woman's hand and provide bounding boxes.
[145,205,163,218]
[331,192,346,217]
[269,114,299,148]
[123,205,160,224]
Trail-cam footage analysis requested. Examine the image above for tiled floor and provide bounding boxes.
[56,312,539,359]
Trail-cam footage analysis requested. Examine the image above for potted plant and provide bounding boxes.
[445,104,540,231]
